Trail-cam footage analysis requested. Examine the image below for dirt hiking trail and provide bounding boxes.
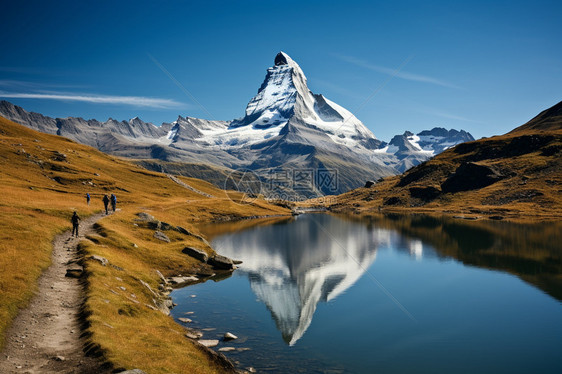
[0,212,112,374]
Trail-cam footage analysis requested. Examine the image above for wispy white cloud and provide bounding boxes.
[0,80,89,90]
[334,54,460,89]
[0,91,183,109]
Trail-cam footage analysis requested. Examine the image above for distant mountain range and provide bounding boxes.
[0,52,474,197]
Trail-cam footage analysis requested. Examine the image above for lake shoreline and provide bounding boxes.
[169,212,562,374]
[321,201,562,223]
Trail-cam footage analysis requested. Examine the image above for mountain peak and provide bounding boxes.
[274,51,294,66]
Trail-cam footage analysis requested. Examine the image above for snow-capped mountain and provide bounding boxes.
[224,52,381,151]
[376,128,475,172]
[0,52,474,197]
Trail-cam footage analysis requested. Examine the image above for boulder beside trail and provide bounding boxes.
[88,255,108,266]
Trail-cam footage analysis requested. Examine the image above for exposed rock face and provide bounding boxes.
[185,328,203,339]
[441,162,505,193]
[153,231,170,243]
[167,276,198,286]
[159,221,173,230]
[198,339,219,348]
[182,247,209,263]
[274,52,289,66]
[88,255,108,266]
[176,226,191,235]
[223,332,238,341]
[208,255,234,270]
[136,212,155,221]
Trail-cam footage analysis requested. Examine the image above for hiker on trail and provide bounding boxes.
[103,194,110,215]
[110,194,117,212]
[71,211,80,237]
[86,193,91,206]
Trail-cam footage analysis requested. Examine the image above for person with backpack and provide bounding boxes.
[86,193,91,206]
[103,194,110,215]
[110,194,117,212]
[71,211,80,237]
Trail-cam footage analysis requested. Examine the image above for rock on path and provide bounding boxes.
[0,212,111,374]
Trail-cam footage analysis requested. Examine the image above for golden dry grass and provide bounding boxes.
[323,128,562,222]
[0,116,290,372]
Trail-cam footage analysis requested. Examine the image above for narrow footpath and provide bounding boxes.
[0,212,112,374]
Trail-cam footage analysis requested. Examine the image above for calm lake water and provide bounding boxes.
[172,214,562,373]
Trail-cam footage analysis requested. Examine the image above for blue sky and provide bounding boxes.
[1,0,560,141]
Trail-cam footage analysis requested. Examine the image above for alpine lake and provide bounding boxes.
[171,213,562,374]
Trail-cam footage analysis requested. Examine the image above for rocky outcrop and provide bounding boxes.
[167,276,198,286]
[184,328,203,339]
[207,255,235,270]
[198,339,219,348]
[182,247,209,262]
[136,212,155,221]
[88,255,109,266]
[441,162,506,193]
[153,231,170,243]
[409,186,441,201]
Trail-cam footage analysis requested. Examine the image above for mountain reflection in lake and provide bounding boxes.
[209,214,383,345]
[172,214,562,374]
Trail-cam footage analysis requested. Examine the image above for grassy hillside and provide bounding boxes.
[327,102,562,221]
[0,115,290,372]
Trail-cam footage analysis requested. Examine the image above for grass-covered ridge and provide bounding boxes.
[323,102,562,221]
[0,116,290,372]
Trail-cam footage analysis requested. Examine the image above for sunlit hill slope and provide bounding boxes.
[329,101,562,220]
[0,115,290,373]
